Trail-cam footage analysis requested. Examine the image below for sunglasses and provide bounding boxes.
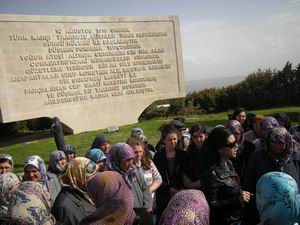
[224,141,238,148]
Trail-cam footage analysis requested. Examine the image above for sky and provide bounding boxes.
[0,0,299,81]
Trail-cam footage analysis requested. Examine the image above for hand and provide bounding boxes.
[239,191,252,204]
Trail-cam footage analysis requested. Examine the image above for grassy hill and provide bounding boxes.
[1,106,299,173]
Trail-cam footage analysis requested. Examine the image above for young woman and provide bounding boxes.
[153,124,188,223]
[127,137,162,208]
[85,148,106,172]
[62,144,76,162]
[202,126,251,225]
[184,124,208,189]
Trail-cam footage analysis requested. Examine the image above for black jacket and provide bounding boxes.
[52,187,96,225]
[153,147,188,221]
[203,162,243,225]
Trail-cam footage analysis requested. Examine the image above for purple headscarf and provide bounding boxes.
[159,190,210,225]
[265,127,296,165]
[106,143,136,187]
[80,171,136,225]
[261,117,279,140]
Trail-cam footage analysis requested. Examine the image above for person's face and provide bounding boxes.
[164,133,178,150]
[192,131,206,146]
[65,153,75,162]
[270,142,287,157]
[0,161,12,174]
[57,158,67,168]
[97,161,105,172]
[232,131,241,144]
[132,145,144,164]
[236,112,246,125]
[100,142,110,154]
[220,134,238,159]
[24,165,42,182]
[120,158,133,172]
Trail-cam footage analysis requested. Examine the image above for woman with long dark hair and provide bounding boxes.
[203,126,251,225]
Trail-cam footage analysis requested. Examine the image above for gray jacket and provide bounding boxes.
[130,167,152,209]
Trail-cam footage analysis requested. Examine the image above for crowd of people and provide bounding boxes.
[1,108,300,225]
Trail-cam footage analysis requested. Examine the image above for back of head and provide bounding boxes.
[81,171,136,225]
[256,172,300,225]
[85,148,106,163]
[159,189,210,225]
[0,172,21,206]
[8,181,54,225]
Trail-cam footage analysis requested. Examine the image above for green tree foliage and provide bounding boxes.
[139,61,300,119]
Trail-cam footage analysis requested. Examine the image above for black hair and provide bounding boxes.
[206,127,233,165]
[190,124,207,135]
[160,123,178,140]
[0,158,12,165]
[231,107,246,120]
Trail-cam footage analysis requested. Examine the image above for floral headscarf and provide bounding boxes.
[80,171,136,225]
[106,143,136,187]
[226,120,244,145]
[24,155,47,183]
[256,172,300,225]
[48,150,66,174]
[159,190,210,225]
[0,172,21,216]
[8,181,55,225]
[265,127,295,164]
[61,157,97,205]
[85,148,106,164]
[260,117,279,140]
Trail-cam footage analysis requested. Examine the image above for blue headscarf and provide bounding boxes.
[256,172,300,225]
[85,148,106,164]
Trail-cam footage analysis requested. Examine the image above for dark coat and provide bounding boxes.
[51,119,65,150]
[52,187,96,225]
[243,149,300,225]
[203,162,243,225]
[153,147,188,222]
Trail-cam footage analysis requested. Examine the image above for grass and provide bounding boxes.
[1,106,299,173]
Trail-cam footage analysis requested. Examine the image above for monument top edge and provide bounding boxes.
[0,14,179,22]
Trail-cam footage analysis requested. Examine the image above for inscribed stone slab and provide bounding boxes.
[0,14,185,134]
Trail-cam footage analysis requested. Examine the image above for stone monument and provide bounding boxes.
[0,14,186,134]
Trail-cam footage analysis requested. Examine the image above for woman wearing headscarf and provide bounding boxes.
[253,116,279,152]
[8,181,55,225]
[226,120,255,181]
[51,157,97,225]
[80,171,137,225]
[256,172,300,225]
[159,190,210,225]
[202,126,251,225]
[274,112,292,132]
[47,150,67,206]
[85,148,106,172]
[62,144,76,162]
[243,127,300,225]
[24,155,58,207]
[0,172,21,221]
[0,154,14,175]
[90,135,111,155]
[107,143,153,225]
[131,127,156,158]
